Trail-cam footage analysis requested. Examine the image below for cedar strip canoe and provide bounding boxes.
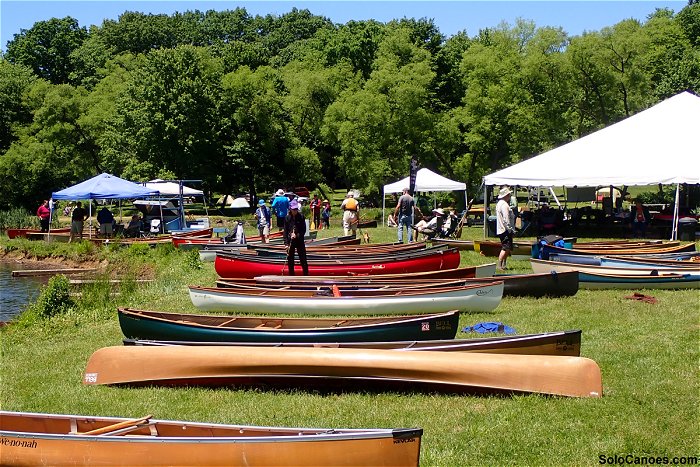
[118,308,460,342]
[578,271,699,289]
[430,238,475,251]
[123,329,582,356]
[531,258,700,279]
[188,282,504,314]
[550,253,700,270]
[539,242,695,260]
[218,270,579,298]
[6,227,71,239]
[474,240,533,258]
[0,411,421,467]
[214,247,461,278]
[83,345,603,398]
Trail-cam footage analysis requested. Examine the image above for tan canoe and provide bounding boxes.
[0,411,421,466]
[83,345,602,398]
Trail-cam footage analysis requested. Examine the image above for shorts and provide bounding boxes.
[498,231,513,252]
[71,221,84,235]
[99,223,113,234]
[276,216,285,229]
[259,225,270,236]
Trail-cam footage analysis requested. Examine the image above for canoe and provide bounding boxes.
[189,282,503,314]
[199,236,362,261]
[214,247,461,278]
[0,411,421,467]
[249,263,498,282]
[531,258,700,278]
[550,253,700,270]
[118,308,461,342]
[6,227,71,239]
[474,239,533,258]
[430,238,475,251]
[219,270,578,298]
[83,345,603,398]
[577,271,700,289]
[123,329,582,356]
[358,219,378,228]
[539,242,695,260]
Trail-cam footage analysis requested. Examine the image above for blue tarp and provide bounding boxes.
[52,173,159,200]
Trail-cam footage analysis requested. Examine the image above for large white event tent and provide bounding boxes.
[483,91,700,239]
[382,168,467,225]
[144,179,204,197]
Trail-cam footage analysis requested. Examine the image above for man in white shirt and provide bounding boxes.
[496,187,515,270]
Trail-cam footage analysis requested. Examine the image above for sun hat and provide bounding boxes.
[275,189,285,196]
[289,199,300,210]
[258,199,266,206]
[498,187,513,199]
[347,191,354,197]
[432,208,445,216]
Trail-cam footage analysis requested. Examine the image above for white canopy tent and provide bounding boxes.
[144,179,204,197]
[382,168,467,225]
[483,91,700,239]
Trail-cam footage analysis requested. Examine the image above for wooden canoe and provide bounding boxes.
[430,238,475,251]
[531,258,700,278]
[188,282,504,314]
[6,227,71,239]
[550,253,700,270]
[218,270,579,298]
[214,247,461,278]
[123,329,582,356]
[0,411,421,467]
[248,263,498,282]
[83,345,603,398]
[474,239,533,258]
[539,242,695,260]
[118,308,460,342]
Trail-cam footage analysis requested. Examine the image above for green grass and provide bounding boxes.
[1,227,698,466]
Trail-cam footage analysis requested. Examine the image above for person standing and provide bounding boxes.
[271,189,289,232]
[97,206,115,238]
[309,194,322,229]
[321,200,331,229]
[394,187,414,243]
[630,199,651,238]
[496,187,515,271]
[69,201,88,243]
[36,200,51,232]
[284,199,309,276]
[341,191,359,237]
[255,199,271,243]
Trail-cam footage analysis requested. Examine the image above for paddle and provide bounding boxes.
[76,415,153,436]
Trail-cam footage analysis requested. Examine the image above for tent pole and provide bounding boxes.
[382,189,385,228]
[89,202,92,238]
[671,183,680,240]
[483,185,488,239]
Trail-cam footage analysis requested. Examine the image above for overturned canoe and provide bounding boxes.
[83,345,602,398]
[124,328,582,356]
[0,411,421,467]
[189,282,504,314]
[118,308,460,342]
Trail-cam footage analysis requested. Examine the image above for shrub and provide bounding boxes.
[27,274,74,319]
[183,248,203,270]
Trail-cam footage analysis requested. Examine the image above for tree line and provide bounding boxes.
[0,4,698,210]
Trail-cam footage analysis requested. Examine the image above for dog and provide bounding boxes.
[362,231,371,244]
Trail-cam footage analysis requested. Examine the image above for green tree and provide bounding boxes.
[0,59,36,151]
[5,17,88,84]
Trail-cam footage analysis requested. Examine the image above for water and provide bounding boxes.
[0,262,49,323]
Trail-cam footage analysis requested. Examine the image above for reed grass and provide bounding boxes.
[1,226,698,466]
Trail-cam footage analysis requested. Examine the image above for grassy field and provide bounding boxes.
[1,225,698,466]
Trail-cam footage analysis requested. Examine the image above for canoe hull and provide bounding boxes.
[531,258,700,277]
[488,271,579,297]
[579,272,700,289]
[125,329,583,356]
[188,283,504,314]
[0,412,421,467]
[214,249,461,278]
[83,345,602,398]
[118,308,461,342]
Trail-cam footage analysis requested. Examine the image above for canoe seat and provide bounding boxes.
[216,318,238,327]
[256,322,282,329]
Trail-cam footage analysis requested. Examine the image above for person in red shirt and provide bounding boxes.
[309,194,322,229]
[36,200,51,232]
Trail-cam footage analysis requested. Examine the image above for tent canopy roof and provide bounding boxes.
[484,91,700,187]
[52,173,159,200]
[145,179,203,196]
[384,168,466,194]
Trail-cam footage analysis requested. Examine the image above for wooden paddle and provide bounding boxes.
[77,415,153,436]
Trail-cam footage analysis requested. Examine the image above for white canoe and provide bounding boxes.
[531,258,700,277]
[189,282,504,314]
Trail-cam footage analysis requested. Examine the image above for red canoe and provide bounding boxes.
[172,230,283,247]
[214,248,461,278]
[7,227,71,239]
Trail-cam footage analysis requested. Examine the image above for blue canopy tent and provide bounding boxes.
[52,173,159,237]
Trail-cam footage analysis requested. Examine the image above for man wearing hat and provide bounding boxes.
[340,191,359,237]
[394,187,415,243]
[496,186,516,270]
[271,189,289,231]
[284,199,309,275]
[255,199,271,243]
[413,207,446,239]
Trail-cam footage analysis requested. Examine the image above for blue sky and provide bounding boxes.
[1,1,689,52]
